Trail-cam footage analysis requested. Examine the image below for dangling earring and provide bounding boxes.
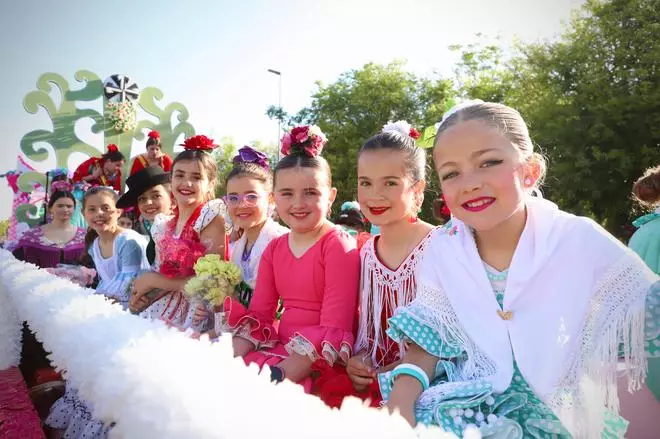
[408,215,418,224]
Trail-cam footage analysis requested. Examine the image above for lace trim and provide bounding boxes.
[285,335,352,365]
[354,231,433,368]
[547,255,653,438]
[402,283,497,382]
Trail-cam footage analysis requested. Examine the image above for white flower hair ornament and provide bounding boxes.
[437,99,485,129]
[381,120,421,140]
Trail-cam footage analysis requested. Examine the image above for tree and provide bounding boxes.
[507,0,660,234]
[281,61,454,221]
[214,137,237,197]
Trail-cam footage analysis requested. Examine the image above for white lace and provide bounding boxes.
[354,233,432,368]
[547,255,650,438]
[409,283,497,382]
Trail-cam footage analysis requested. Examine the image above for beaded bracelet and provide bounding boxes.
[389,363,430,391]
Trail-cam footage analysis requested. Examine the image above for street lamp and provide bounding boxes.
[267,69,282,160]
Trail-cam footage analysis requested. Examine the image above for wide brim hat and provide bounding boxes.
[116,166,170,208]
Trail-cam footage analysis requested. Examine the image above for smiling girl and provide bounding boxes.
[129,135,228,332]
[381,101,659,438]
[225,146,288,307]
[224,125,360,393]
[316,121,435,408]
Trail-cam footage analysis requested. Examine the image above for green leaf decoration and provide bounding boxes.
[418,125,437,149]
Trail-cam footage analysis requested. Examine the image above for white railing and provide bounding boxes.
[0,250,468,439]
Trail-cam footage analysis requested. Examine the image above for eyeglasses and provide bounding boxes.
[224,193,261,207]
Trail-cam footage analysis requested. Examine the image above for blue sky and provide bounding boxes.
[0,0,583,218]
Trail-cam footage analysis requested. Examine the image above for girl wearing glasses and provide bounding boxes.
[225,146,288,307]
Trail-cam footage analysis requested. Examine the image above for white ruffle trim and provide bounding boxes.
[0,269,21,369]
[1,249,470,438]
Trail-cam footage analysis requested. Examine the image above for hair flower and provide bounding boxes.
[106,144,119,153]
[234,146,269,169]
[280,125,328,157]
[148,130,160,139]
[181,135,218,151]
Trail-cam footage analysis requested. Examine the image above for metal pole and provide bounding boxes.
[267,69,282,161]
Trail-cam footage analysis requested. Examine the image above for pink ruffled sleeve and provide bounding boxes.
[285,229,360,365]
[223,240,279,348]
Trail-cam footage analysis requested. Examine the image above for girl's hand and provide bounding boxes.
[232,336,255,357]
[91,165,102,179]
[346,353,376,391]
[192,304,208,325]
[132,272,158,298]
[129,294,151,313]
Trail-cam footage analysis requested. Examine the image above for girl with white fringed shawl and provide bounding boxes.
[315,121,435,408]
[382,101,660,438]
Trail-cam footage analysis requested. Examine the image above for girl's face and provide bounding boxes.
[171,160,213,208]
[104,160,124,175]
[137,185,172,221]
[433,120,537,232]
[274,166,336,234]
[147,144,162,160]
[357,149,423,227]
[83,192,121,234]
[225,176,270,231]
[118,217,133,229]
[50,197,75,223]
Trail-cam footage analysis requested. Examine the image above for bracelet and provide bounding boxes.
[269,365,285,383]
[389,363,430,391]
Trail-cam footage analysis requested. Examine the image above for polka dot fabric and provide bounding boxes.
[379,264,645,438]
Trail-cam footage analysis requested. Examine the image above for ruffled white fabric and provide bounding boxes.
[230,219,288,290]
[1,249,467,438]
[91,229,150,309]
[0,273,21,369]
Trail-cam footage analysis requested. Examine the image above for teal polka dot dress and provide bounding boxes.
[380,263,660,438]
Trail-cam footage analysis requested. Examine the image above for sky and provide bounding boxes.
[0,0,584,219]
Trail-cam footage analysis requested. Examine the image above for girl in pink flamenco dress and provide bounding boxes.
[225,125,360,392]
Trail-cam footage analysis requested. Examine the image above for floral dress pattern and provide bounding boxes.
[379,253,659,438]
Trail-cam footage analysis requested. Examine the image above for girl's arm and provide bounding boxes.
[276,352,313,382]
[199,213,227,257]
[386,344,438,426]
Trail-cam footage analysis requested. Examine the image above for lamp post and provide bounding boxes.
[267,69,282,161]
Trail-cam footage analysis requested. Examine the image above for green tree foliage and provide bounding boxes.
[267,0,659,234]
[288,61,454,221]
[507,0,660,234]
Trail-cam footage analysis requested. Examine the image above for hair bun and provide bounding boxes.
[280,125,328,158]
[381,120,421,140]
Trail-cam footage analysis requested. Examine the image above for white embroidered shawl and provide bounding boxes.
[413,197,657,437]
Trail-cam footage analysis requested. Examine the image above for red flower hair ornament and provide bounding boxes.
[382,121,421,140]
[280,125,328,158]
[106,144,119,153]
[180,135,218,152]
[148,130,160,139]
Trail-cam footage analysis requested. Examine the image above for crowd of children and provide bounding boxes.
[7,101,660,439]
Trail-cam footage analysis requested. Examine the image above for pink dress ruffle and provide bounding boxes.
[224,228,360,393]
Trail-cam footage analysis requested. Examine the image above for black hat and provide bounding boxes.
[335,208,366,229]
[116,167,170,208]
